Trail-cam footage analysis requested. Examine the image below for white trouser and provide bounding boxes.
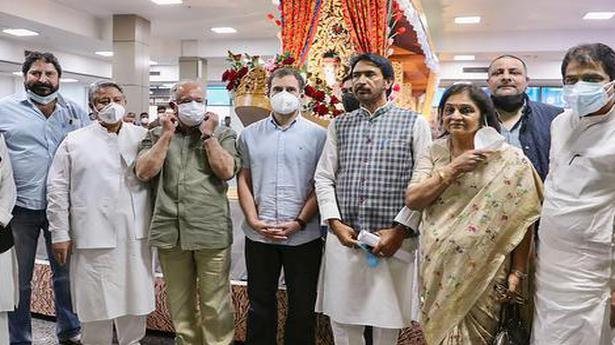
[0,312,8,345]
[82,314,147,345]
[330,320,399,345]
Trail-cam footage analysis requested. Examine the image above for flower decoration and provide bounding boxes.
[221,51,262,92]
[263,51,299,73]
[303,74,345,120]
[386,0,408,56]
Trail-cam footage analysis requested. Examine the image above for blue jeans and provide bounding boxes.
[8,206,80,345]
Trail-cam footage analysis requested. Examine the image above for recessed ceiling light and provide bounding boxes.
[150,0,183,4]
[60,78,78,83]
[95,51,114,57]
[210,27,237,34]
[454,55,476,61]
[583,12,615,20]
[149,60,158,65]
[3,29,39,37]
[12,71,22,76]
[454,16,481,24]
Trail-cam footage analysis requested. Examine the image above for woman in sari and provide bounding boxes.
[406,84,543,345]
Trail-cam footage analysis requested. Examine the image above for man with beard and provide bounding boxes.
[487,55,563,180]
[0,51,89,345]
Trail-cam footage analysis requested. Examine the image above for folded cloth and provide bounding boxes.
[0,224,14,254]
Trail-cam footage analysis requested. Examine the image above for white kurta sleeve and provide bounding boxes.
[47,139,72,243]
[394,115,433,230]
[314,120,341,222]
[0,135,16,228]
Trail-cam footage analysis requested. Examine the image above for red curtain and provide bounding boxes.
[340,0,389,55]
[280,0,323,66]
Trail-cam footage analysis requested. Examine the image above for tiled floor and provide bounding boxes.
[32,315,174,345]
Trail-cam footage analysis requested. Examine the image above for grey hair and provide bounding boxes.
[169,80,203,102]
[88,80,124,104]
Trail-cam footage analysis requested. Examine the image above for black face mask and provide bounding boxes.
[491,93,525,112]
[342,93,360,113]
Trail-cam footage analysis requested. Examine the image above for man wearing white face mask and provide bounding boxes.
[0,51,89,345]
[135,80,239,345]
[237,67,326,345]
[47,80,155,345]
[531,43,615,345]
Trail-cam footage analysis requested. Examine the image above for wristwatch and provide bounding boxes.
[393,221,418,238]
[294,217,307,231]
[201,133,213,141]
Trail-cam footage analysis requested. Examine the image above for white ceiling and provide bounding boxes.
[0,0,613,71]
[423,0,615,61]
[54,0,279,41]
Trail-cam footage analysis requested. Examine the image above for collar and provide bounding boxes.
[269,112,301,130]
[359,101,393,119]
[575,103,615,128]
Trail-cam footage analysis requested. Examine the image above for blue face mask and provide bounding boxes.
[26,89,58,105]
[563,81,614,117]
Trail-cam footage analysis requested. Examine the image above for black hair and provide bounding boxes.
[157,105,167,112]
[267,67,306,92]
[349,53,395,96]
[488,55,528,76]
[139,112,149,117]
[22,51,62,78]
[438,83,501,137]
[561,43,615,82]
[349,53,395,81]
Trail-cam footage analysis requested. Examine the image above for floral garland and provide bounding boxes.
[303,73,344,119]
[221,51,261,92]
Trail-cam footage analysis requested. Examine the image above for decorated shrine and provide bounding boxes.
[225,0,439,127]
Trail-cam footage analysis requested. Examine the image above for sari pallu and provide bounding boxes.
[412,139,543,345]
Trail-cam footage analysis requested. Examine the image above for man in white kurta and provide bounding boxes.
[532,43,615,345]
[0,134,17,345]
[314,53,429,345]
[47,81,155,345]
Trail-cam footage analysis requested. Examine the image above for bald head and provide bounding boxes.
[170,80,205,104]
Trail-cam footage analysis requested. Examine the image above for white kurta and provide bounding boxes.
[0,134,17,345]
[532,107,615,345]
[313,111,431,328]
[47,122,155,322]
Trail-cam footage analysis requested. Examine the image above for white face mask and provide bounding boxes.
[97,102,125,124]
[270,91,301,115]
[177,101,206,127]
[27,89,58,105]
[563,81,614,117]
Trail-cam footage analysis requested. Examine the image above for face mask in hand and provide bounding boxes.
[177,101,206,126]
[563,81,615,117]
[270,91,301,115]
[97,102,125,124]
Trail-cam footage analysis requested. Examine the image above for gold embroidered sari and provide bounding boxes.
[413,139,543,345]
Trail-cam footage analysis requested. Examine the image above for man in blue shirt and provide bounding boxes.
[487,55,563,180]
[237,67,327,345]
[0,51,89,345]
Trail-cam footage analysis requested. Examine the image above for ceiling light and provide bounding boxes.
[210,27,237,34]
[12,71,22,76]
[454,16,481,24]
[150,0,183,4]
[95,51,114,57]
[60,78,78,83]
[454,55,476,61]
[149,60,158,65]
[583,12,615,20]
[3,29,39,37]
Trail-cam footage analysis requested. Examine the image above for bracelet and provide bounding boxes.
[201,133,213,142]
[435,169,452,185]
[511,269,528,280]
[294,217,307,231]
